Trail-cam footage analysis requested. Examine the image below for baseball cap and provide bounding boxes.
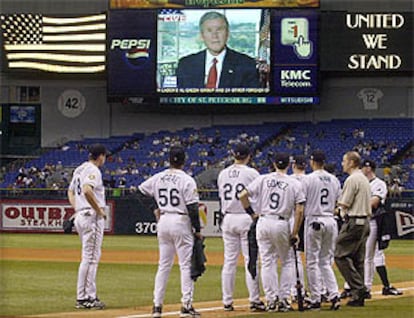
[274,152,290,167]
[310,150,326,163]
[233,142,250,159]
[89,144,108,159]
[170,145,185,166]
[292,154,306,167]
[362,159,376,170]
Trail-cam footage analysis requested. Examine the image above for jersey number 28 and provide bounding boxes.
[223,183,245,200]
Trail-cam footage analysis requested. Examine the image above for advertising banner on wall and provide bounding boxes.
[272,10,318,95]
[386,198,414,239]
[107,10,157,98]
[113,198,222,236]
[320,12,413,72]
[199,200,222,237]
[0,200,114,233]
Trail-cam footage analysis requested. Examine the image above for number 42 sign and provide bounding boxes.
[58,89,86,118]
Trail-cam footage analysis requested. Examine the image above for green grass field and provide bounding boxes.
[0,234,413,317]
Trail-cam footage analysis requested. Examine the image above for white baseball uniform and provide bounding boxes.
[302,169,341,303]
[364,176,387,291]
[69,161,106,302]
[246,172,305,303]
[217,163,260,306]
[139,168,199,308]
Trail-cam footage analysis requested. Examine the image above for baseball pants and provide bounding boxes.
[221,213,261,305]
[305,216,339,303]
[153,214,194,308]
[74,211,105,301]
[257,216,292,302]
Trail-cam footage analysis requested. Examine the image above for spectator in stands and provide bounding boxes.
[389,178,403,197]
[118,176,127,189]
[56,161,63,171]
[383,165,392,184]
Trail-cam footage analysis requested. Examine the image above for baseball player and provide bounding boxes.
[68,144,108,310]
[362,159,403,298]
[301,150,341,310]
[240,152,305,312]
[288,155,306,302]
[217,143,265,312]
[138,146,202,318]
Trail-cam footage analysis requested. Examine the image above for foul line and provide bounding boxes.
[117,305,248,318]
[116,287,414,318]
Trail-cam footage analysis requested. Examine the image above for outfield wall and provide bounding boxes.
[0,197,412,239]
[0,198,223,237]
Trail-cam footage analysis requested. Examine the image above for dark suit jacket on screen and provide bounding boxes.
[176,47,260,89]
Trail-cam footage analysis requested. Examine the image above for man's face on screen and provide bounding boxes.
[200,18,229,55]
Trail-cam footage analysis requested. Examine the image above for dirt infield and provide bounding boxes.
[2,248,414,269]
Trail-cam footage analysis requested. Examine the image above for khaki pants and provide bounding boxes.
[334,218,370,300]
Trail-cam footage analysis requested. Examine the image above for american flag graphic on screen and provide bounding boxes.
[0,13,106,73]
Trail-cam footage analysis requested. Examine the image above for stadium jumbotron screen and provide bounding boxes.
[107,7,319,105]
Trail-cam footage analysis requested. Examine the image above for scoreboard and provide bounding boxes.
[107,0,320,106]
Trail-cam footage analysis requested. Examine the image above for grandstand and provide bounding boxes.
[0,0,412,198]
[1,118,412,194]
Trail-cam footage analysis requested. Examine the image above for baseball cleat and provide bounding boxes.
[330,296,341,310]
[223,303,234,311]
[266,300,278,312]
[382,286,403,296]
[303,301,320,311]
[75,298,105,310]
[249,301,266,312]
[87,298,106,310]
[278,298,294,312]
[152,305,162,318]
[75,300,89,309]
[180,305,200,317]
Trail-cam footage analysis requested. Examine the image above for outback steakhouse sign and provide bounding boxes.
[0,200,114,233]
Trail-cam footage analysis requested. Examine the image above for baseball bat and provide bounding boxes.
[293,244,304,312]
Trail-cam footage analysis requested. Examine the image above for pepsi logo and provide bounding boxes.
[125,48,149,68]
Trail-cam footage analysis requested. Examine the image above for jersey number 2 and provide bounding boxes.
[320,188,329,205]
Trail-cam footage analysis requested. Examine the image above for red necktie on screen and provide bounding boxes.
[206,58,218,88]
